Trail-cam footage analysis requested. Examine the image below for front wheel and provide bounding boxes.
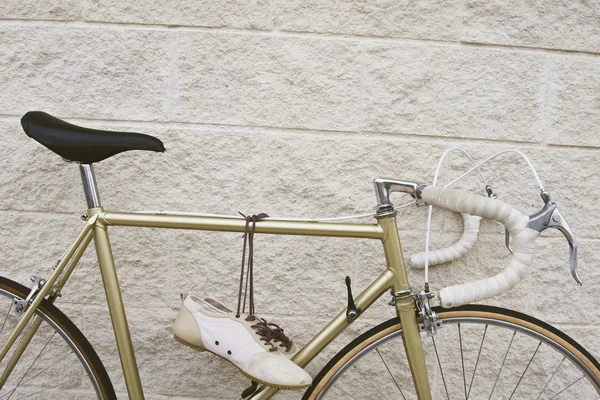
[304,305,600,399]
[0,276,115,399]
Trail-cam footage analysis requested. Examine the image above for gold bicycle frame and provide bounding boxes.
[0,207,432,400]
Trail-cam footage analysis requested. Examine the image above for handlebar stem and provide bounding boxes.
[373,179,425,218]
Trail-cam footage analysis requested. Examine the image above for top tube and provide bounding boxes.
[99,210,386,240]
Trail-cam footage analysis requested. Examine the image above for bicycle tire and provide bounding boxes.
[0,276,116,399]
[304,304,600,399]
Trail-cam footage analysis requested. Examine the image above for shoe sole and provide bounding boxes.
[173,335,311,390]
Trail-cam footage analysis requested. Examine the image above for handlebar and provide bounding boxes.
[418,185,579,308]
[371,178,578,307]
[410,213,482,268]
[420,186,537,307]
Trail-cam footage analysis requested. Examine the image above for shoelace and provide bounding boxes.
[236,212,267,317]
[235,213,293,352]
[266,321,293,352]
[247,317,278,352]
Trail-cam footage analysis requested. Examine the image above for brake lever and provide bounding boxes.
[504,229,512,254]
[521,190,581,285]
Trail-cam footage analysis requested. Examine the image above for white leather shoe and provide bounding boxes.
[173,294,312,389]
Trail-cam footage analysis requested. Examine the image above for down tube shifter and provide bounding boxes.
[345,276,359,323]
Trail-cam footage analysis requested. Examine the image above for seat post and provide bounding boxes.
[79,164,101,209]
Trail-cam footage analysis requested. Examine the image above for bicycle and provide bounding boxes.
[0,110,598,399]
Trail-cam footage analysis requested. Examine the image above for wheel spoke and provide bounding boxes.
[459,323,467,399]
[431,336,450,400]
[15,351,71,388]
[548,375,585,399]
[13,378,78,400]
[312,309,599,400]
[536,357,565,400]
[0,304,12,338]
[488,331,516,400]
[0,319,35,398]
[0,279,112,399]
[5,332,56,400]
[375,348,406,400]
[467,324,488,400]
[508,341,542,399]
[351,364,391,400]
[331,384,359,400]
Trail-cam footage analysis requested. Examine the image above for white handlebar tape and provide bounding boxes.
[420,186,539,308]
[410,213,482,269]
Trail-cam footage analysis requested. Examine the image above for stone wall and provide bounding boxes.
[1,1,599,398]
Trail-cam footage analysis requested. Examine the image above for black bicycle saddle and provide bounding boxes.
[21,111,165,164]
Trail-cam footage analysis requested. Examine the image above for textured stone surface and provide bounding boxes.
[531,238,600,326]
[363,43,546,141]
[462,0,600,53]
[1,3,599,398]
[172,32,362,131]
[84,0,271,30]
[92,125,447,224]
[0,211,82,285]
[0,119,79,213]
[0,27,173,122]
[547,55,600,147]
[274,0,459,41]
[0,0,81,20]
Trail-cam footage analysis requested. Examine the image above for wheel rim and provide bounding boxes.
[0,287,104,399]
[314,312,600,399]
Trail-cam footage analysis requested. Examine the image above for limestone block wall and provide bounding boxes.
[1,1,599,398]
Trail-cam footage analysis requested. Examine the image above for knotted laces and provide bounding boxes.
[235,213,293,353]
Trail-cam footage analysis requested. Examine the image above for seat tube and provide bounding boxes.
[93,218,145,399]
[80,163,101,209]
[378,216,432,400]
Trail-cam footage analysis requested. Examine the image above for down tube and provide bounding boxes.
[251,270,395,400]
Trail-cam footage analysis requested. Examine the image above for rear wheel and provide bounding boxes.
[0,276,115,399]
[305,305,600,399]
